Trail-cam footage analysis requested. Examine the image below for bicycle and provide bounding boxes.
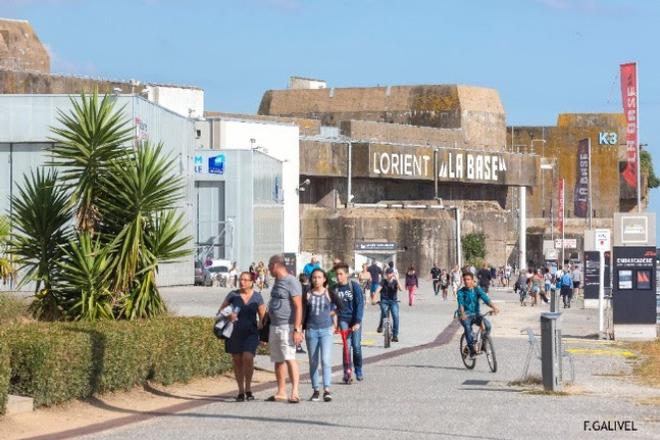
[459,311,497,372]
[377,300,399,348]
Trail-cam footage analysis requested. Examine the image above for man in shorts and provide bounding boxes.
[267,254,303,403]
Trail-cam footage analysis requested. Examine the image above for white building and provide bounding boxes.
[195,115,301,257]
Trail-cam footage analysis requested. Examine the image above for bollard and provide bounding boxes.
[550,290,559,313]
[540,312,562,392]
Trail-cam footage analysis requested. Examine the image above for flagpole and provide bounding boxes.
[636,62,641,212]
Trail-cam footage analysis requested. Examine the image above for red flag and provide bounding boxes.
[620,63,638,189]
[558,178,565,236]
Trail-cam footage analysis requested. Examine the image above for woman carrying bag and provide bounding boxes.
[218,271,266,401]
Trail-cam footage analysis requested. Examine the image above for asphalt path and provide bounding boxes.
[72,282,659,440]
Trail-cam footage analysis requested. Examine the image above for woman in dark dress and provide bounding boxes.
[219,271,266,401]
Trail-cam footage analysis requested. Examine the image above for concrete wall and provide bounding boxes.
[340,119,464,147]
[300,204,509,274]
[0,19,49,73]
[259,84,506,149]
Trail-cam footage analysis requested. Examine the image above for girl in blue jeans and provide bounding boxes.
[302,268,342,402]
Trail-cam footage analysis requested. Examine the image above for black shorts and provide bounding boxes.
[573,282,581,289]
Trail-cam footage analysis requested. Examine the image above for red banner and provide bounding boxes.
[558,178,564,235]
[620,62,638,189]
[573,138,589,217]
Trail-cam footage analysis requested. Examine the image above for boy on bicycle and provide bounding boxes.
[457,271,499,358]
[376,268,401,342]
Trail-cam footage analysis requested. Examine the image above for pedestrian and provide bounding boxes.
[367,261,383,305]
[451,265,461,296]
[543,267,554,304]
[326,257,342,290]
[303,268,342,401]
[376,268,401,342]
[505,264,512,286]
[296,273,311,354]
[430,263,442,296]
[440,268,450,300]
[333,263,365,382]
[358,263,371,302]
[405,265,419,306]
[229,261,239,289]
[218,271,266,401]
[303,256,321,278]
[388,261,399,280]
[257,261,267,289]
[515,269,529,306]
[266,254,303,403]
[560,268,574,308]
[477,263,492,293]
[572,265,582,298]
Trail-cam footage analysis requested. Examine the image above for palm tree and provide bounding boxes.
[0,216,13,285]
[11,169,73,320]
[49,91,133,233]
[99,142,190,318]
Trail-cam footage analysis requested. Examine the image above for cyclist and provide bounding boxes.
[376,268,401,342]
[457,271,499,359]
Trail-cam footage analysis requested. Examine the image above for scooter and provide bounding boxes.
[336,328,353,384]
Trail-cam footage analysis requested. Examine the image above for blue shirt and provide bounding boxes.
[303,262,320,278]
[333,281,364,324]
[305,291,335,329]
[457,286,491,317]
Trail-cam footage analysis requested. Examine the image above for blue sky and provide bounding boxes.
[1,0,659,232]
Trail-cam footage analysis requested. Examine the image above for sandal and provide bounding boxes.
[265,395,287,402]
[288,395,300,404]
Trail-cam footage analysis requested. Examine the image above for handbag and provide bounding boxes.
[259,313,270,343]
[213,316,227,340]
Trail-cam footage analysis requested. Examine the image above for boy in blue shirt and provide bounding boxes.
[457,271,499,358]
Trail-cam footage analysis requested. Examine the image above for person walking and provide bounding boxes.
[357,263,371,303]
[367,261,383,305]
[229,261,239,288]
[560,268,574,308]
[303,268,342,401]
[404,266,419,306]
[451,266,461,296]
[303,256,321,278]
[430,263,442,296]
[266,254,303,403]
[326,257,342,290]
[477,263,492,294]
[440,268,450,300]
[218,272,266,401]
[333,263,365,382]
[572,265,582,298]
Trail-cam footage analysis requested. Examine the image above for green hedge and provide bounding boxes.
[0,328,9,415]
[4,317,232,407]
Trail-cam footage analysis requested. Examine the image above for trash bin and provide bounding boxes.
[540,312,562,392]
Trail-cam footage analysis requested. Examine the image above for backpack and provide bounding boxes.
[561,273,572,288]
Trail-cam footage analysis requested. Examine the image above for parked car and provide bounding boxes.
[208,264,230,287]
[194,261,212,286]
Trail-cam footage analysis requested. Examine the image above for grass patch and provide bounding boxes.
[627,339,660,388]
[508,375,542,386]
[0,293,31,324]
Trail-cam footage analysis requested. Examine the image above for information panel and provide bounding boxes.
[583,251,600,300]
[612,246,657,324]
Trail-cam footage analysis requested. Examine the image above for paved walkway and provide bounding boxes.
[68,282,659,439]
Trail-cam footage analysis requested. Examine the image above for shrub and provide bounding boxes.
[0,328,9,415]
[7,324,94,407]
[5,317,231,407]
[462,232,486,267]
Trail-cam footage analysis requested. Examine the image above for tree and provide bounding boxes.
[462,232,486,268]
[11,92,190,321]
[640,150,659,189]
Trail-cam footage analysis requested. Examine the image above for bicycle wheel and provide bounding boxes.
[383,320,391,348]
[483,336,497,373]
[459,334,475,369]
